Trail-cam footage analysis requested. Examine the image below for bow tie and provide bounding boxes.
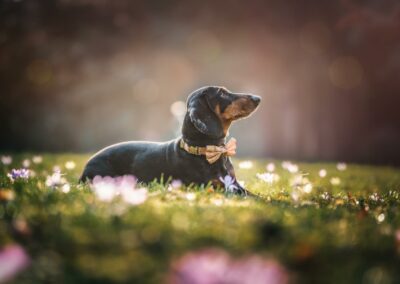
[205,138,237,164]
[180,137,237,164]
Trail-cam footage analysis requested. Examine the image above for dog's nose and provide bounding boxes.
[249,95,261,105]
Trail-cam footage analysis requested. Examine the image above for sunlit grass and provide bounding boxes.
[1,154,400,283]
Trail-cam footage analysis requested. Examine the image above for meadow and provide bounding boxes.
[1,154,400,284]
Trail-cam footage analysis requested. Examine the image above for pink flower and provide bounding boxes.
[227,256,289,284]
[168,248,289,284]
[1,156,12,165]
[168,180,183,191]
[120,187,148,205]
[91,175,147,205]
[168,249,230,284]
[171,179,183,189]
[92,176,117,202]
[0,245,30,282]
[395,229,400,243]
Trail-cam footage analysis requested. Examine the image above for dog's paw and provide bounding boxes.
[234,186,257,198]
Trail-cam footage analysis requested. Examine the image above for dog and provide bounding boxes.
[80,86,261,195]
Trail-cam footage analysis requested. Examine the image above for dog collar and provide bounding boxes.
[179,138,237,164]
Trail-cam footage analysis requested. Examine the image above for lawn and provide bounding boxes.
[1,154,400,284]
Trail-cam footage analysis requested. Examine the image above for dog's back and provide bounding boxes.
[80,140,175,182]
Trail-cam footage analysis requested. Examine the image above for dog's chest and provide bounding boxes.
[193,156,233,180]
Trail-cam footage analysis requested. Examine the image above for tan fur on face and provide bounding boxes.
[221,98,249,120]
[215,104,232,136]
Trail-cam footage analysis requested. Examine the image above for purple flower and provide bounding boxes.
[121,187,148,205]
[171,179,183,189]
[219,175,237,193]
[7,169,30,182]
[168,248,289,284]
[168,180,183,192]
[0,245,30,282]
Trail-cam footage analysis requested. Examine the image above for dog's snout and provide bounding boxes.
[249,95,261,105]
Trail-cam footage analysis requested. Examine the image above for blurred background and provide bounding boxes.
[1,0,400,165]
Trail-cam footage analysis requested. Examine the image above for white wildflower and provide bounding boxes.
[257,172,280,184]
[186,192,196,201]
[238,161,253,169]
[45,171,67,188]
[377,213,385,223]
[61,183,71,193]
[330,177,341,186]
[303,183,313,193]
[121,187,147,205]
[65,161,76,170]
[266,162,275,172]
[1,155,12,165]
[319,169,327,178]
[22,159,30,168]
[337,162,347,171]
[32,156,43,164]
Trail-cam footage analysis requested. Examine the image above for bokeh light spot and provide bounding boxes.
[299,21,331,55]
[170,101,186,117]
[329,56,363,89]
[132,79,159,104]
[26,60,53,86]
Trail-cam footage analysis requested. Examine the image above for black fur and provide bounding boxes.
[80,86,261,194]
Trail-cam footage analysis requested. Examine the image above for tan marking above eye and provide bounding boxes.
[215,104,221,115]
[214,103,231,135]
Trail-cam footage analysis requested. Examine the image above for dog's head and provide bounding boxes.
[183,86,261,140]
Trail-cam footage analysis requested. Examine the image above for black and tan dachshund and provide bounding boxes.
[80,86,261,194]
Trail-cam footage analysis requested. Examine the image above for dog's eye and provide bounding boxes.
[220,92,229,99]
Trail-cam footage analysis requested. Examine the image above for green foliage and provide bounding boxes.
[1,155,400,283]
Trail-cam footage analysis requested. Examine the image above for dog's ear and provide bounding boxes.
[187,89,223,138]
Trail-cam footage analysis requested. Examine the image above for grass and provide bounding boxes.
[1,154,400,283]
